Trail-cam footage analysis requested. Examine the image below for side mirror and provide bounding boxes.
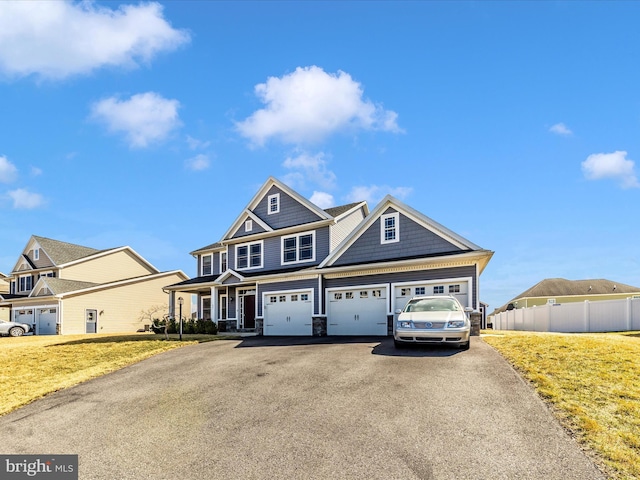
[464,307,474,313]
[394,309,402,314]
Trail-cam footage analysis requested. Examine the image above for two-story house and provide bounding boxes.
[0,273,9,321]
[0,236,188,334]
[165,177,493,336]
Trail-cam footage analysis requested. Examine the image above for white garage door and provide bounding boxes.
[394,281,469,319]
[263,291,313,336]
[14,309,34,328]
[37,308,58,335]
[327,286,388,336]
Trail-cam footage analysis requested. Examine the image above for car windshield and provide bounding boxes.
[404,298,460,312]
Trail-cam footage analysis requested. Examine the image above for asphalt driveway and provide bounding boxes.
[0,337,604,479]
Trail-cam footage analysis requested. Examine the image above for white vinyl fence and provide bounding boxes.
[492,298,640,333]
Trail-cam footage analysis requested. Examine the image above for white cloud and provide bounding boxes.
[91,92,181,148]
[0,1,190,80]
[30,166,43,176]
[186,135,211,151]
[7,188,44,209]
[346,185,413,205]
[0,156,18,183]
[282,151,336,191]
[581,151,639,189]
[310,191,335,209]
[549,123,573,136]
[185,154,210,171]
[236,66,402,146]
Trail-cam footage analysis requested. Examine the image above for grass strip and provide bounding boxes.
[482,330,640,480]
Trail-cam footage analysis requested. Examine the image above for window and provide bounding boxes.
[236,241,263,269]
[282,232,315,264]
[220,251,228,272]
[39,271,55,278]
[202,254,212,276]
[33,249,39,261]
[291,295,298,301]
[202,297,211,321]
[381,212,400,244]
[372,290,382,297]
[433,286,444,294]
[268,193,280,214]
[345,292,354,299]
[279,295,286,302]
[219,295,227,320]
[449,284,460,294]
[245,220,253,232]
[359,291,368,298]
[19,275,32,292]
[401,288,411,296]
[334,293,342,300]
[415,287,426,295]
[269,296,277,303]
[300,294,309,301]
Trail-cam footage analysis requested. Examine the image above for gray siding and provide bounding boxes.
[253,186,323,230]
[258,278,319,316]
[231,217,267,239]
[323,265,478,312]
[333,208,464,267]
[230,226,330,274]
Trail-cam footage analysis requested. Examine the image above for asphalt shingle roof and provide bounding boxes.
[34,236,107,265]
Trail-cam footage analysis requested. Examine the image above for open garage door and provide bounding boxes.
[327,286,388,336]
[263,290,313,336]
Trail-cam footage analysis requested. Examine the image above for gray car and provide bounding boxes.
[394,295,471,349]
[0,319,31,337]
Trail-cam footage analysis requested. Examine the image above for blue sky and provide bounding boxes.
[1,1,639,310]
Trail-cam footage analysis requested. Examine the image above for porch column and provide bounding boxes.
[211,286,217,322]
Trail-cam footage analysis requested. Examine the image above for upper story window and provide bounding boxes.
[39,271,55,278]
[236,241,263,270]
[381,212,399,244]
[201,254,213,276]
[268,193,280,214]
[33,248,39,261]
[18,275,32,293]
[220,251,228,272]
[281,231,315,264]
[245,220,253,232]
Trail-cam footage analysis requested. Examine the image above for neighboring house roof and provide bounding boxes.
[494,278,640,314]
[324,202,366,218]
[32,235,106,265]
[40,278,100,295]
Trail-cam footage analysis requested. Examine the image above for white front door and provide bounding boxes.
[263,290,313,336]
[327,286,388,336]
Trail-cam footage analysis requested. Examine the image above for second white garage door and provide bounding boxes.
[327,286,388,336]
[263,290,313,336]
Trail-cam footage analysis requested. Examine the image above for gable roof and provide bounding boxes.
[324,201,368,219]
[320,194,484,268]
[32,235,105,265]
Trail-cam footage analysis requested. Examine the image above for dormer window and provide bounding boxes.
[381,212,400,244]
[268,193,280,214]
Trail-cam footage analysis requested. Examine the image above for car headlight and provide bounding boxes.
[447,320,466,328]
[397,321,412,329]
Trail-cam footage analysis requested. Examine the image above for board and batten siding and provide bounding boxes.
[257,278,319,317]
[323,266,478,313]
[60,273,183,334]
[333,208,464,267]
[253,186,324,230]
[60,250,156,284]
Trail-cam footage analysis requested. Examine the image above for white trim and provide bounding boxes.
[380,212,400,244]
[201,295,212,320]
[262,287,314,335]
[245,219,253,232]
[268,193,280,214]
[234,240,264,270]
[280,230,316,265]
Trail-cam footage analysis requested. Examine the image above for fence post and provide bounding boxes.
[584,300,590,333]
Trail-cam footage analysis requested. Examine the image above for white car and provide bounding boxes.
[394,295,472,349]
[0,319,31,337]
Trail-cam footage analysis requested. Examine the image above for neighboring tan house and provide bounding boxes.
[0,236,189,334]
[0,273,9,321]
[492,278,640,315]
[165,177,494,336]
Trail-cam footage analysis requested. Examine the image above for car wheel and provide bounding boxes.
[459,339,470,350]
[9,327,25,337]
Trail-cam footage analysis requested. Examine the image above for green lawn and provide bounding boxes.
[482,330,640,480]
[0,333,238,416]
